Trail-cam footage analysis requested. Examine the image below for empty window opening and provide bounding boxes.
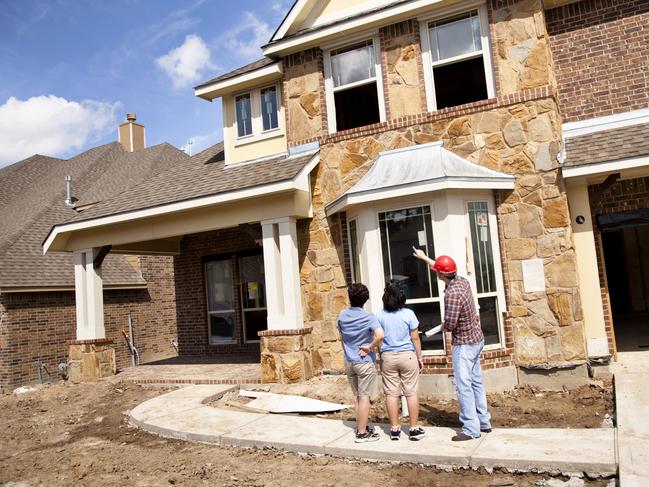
[329,41,381,131]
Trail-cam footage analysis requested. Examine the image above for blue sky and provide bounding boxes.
[0,0,294,167]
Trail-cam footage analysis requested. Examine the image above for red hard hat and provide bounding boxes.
[431,255,457,274]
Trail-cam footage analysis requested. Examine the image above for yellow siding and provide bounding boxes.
[223,94,288,164]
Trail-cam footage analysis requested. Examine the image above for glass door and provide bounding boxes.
[239,253,267,342]
[205,259,236,344]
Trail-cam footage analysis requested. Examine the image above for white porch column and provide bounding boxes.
[261,217,304,329]
[73,248,105,340]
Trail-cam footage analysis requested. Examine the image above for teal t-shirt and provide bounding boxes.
[378,308,419,353]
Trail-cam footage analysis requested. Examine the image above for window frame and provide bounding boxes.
[322,34,386,134]
[463,195,506,351]
[204,257,238,345]
[233,82,284,146]
[203,249,268,346]
[238,252,267,344]
[374,201,447,356]
[347,217,362,283]
[419,3,495,113]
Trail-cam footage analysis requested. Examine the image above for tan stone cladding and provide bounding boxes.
[546,0,649,123]
[379,19,426,120]
[490,0,557,95]
[259,328,314,383]
[300,94,586,372]
[283,48,327,144]
[67,339,116,383]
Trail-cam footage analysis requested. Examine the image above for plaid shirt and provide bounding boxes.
[441,275,483,345]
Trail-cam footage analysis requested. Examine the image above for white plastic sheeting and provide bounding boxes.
[239,390,351,413]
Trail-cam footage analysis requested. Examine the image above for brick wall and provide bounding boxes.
[174,227,262,357]
[546,0,649,122]
[0,256,177,392]
[588,176,649,353]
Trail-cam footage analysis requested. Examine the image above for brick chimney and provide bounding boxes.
[118,113,146,152]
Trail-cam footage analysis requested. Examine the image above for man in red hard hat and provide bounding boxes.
[412,247,492,441]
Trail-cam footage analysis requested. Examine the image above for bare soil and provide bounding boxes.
[0,379,612,487]
[234,375,614,429]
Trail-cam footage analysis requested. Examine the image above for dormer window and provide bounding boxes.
[234,83,283,144]
[324,38,386,133]
[420,7,495,111]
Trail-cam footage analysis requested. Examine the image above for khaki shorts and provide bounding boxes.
[346,361,379,398]
[381,350,419,397]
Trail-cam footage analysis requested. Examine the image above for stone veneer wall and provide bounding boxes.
[490,0,557,96]
[298,88,587,373]
[0,256,178,392]
[379,19,426,120]
[284,48,328,144]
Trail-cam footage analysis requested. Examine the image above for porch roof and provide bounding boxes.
[325,141,515,215]
[562,122,649,182]
[43,143,320,253]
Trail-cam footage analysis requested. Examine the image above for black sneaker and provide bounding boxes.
[356,424,375,435]
[409,426,426,441]
[390,428,401,441]
[355,429,380,443]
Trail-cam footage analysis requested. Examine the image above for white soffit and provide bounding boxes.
[194,62,283,100]
[325,141,515,215]
[562,107,649,139]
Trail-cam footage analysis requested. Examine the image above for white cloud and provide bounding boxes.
[218,12,273,64]
[0,95,119,167]
[156,34,214,89]
[182,130,220,156]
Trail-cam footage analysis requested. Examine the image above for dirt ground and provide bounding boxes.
[0,379,613,487]
[234,375,614,429]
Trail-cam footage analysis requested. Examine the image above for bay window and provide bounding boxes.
[420,7,494,111]
[324,38,386,133]
[347,192,506,355]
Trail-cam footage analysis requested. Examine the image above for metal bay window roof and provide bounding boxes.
[326,141,515,215]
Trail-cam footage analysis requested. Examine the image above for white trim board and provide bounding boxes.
[195,63,283,99]
[562,155,649,180]
[263,0,454,56]
[43,152,320,254]
[562,107,649,139]
[326,178,515,215]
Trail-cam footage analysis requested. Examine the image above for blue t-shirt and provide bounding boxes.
[337,307,382,364]
[378,308,419,353]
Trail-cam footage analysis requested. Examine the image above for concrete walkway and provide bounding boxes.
[611,352,649,486]
[129,385,616,478]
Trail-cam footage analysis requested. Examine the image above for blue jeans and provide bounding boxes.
[452,340,491,437]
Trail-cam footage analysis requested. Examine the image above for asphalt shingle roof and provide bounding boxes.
[63,144,317,225]
[563,123,649,167]
[195,57,276,90]
[0,142,188,289]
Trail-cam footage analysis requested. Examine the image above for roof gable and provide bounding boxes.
[270,0,402,42]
